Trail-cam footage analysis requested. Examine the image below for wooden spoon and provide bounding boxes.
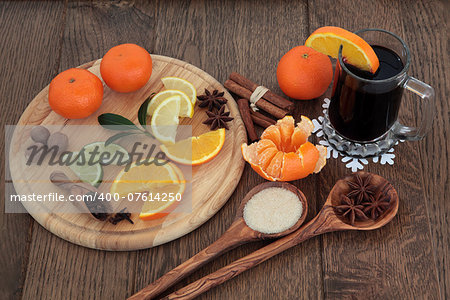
[164,171,399,300]
[129,182,308,300]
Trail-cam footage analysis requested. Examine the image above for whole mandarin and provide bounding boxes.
[100,43,152,93]
[277,46,332,100]
[48,68,103,119]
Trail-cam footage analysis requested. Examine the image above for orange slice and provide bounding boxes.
[305,26,379,73]
[110,160,185,221]
[159,128,225,166]
[242,116,327,181]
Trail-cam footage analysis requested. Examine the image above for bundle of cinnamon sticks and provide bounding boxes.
[225,72,294,142]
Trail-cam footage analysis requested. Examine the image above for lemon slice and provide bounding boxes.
[151,95,181,144]
[147,90,193,118]
[161,77,197,105]
[160,129,225,165]
[110,161,185,221]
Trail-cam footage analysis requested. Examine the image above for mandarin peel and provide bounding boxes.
[241,116,327,181]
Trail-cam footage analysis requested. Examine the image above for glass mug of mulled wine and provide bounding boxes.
[322,28,434,157]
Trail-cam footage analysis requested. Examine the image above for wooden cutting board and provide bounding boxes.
[9,55,246,251]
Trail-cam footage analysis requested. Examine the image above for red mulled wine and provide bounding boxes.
[329,45,404,142]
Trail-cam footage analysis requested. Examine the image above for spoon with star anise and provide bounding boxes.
[163,172,399,300]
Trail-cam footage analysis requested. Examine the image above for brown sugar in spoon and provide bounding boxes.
[129,182,308,300]
[164,171,399,300]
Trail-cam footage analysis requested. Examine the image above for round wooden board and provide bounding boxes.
[9,55,246,251]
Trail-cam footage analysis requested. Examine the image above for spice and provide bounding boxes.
[203,105,234,130]
[47,132,69,153]
[243,187,302,234]
[50,171,133,225]
[335,173,392,224]
[229,72,294,111]
[334,194,368,225]
[224,79,288,119]
[250,110,276,128]
[346,173,375,204]
[197,89,227,111]
[30,125,50,144]
[362,192,390,220]
[237,98,258,142]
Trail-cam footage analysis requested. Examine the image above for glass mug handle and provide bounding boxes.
[392,76,435,141]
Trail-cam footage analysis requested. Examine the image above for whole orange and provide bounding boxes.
[277,45,333,100]
[48,68,103,119]
[100,43,152,93]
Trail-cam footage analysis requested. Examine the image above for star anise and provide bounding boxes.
[335,194,368,225]
[362,192,391,220]
[109,208,134,225]
[346,173,375,204]
[203,105,234,130]
[197,89,227,111]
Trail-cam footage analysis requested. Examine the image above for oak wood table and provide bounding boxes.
[0,1,448,299]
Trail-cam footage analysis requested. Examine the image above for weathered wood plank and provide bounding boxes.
[308,0,441,298]
[132,1,322,299]
[21,1,159,299]
[397,0,449,298]
[0,1,67,299]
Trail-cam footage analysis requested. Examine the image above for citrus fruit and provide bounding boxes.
[277,46,333,100]
[147,90,194,118]
[100,43,152,93]
[81,142,130,165]
[161,77,197,105]
[241,116,327,181]
[110,161,185,220]
[150,95,181,144]
[305,26,379,73]
[48,68,103,119]
[160,128,225,165]
[66,152,103,187]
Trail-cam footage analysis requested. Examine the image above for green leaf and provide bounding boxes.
[98,113,140,131]
[105,132,138,146]
[138,96,152,126]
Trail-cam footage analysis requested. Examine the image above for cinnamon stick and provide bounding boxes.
[237,98,258,142]
[224,79,287,119]
[250,110,276,125]
[251,114,274,129]
[229,72,294,112]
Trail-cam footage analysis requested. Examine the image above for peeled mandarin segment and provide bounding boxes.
[291,116,315,149]
[305,26,379,73]
[277,116,295,152]
[291,127,308,150]
[280,152,310,181]
[255,139,277,155]
[258,147,279,169]
[241,143,258,165]
[264,151,284,179]
[298,115,315,134]
[313,145,327,173]
[260,125,281,147]
[279,142,318,181]
[297,142,320,171]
